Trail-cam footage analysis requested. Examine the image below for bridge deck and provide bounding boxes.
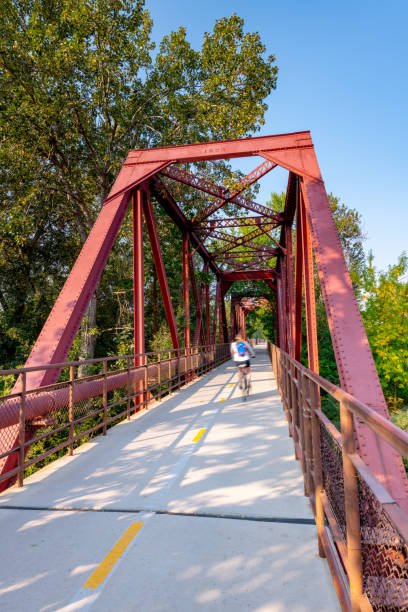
[0,346,339,611]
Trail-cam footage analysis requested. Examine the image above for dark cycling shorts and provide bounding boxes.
[236,360,250,368]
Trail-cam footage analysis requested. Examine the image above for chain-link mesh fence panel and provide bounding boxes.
[359,476,408,611]
[321,421,346,540]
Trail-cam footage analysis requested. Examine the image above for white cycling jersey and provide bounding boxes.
[230,340,255,363]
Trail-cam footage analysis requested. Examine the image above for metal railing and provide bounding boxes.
[268,342,408,612]
[0,343,230,489]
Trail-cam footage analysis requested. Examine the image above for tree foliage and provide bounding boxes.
[361,253,408,410]
[0,2,278,367]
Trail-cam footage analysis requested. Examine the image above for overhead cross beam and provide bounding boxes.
[196,216,282,231]
[160,166,282,221]
[210,227,281,257]
[196,159,277,221]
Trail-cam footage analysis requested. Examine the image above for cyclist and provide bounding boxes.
[230,334,255,390]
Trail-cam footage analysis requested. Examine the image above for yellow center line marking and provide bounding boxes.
[83,521,144,590]
[192,428,206,443]
[219,398,226,402]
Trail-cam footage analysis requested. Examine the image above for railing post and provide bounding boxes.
[178,349,182,389]
[290,362,299,447]
[301,373,314,497]
[144,354,148,408]
[103,360,107,435]
[298,369,308,482]
[283,355,290,426]
[310,380,326,558]
[68,365,74,456]
[168,350,172,395]
[157,352,161,401]
[127,357,131,420]
[17,371,26,487]
[340,401,363,610]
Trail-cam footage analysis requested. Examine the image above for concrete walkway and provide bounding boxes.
[0,345,339,612]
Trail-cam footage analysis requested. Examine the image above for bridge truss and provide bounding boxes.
[1,130,407,510]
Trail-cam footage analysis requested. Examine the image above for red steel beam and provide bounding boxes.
[300,191,319,372]
[189,257,206,348]
[285,224,295,358]
[197,216,281,231]
[133,187,145,407]
[143,186,180,349]
[161,166,282,221]
[215,250,274,259]
[125,132,319,179]
[150,176,221,277]
[211,279,221,344]
[222,269,276,282]
[215,241,280,258]
[192,282,206,348]
[182,232,191,349]
[294,177,303,362]
[276,275,286,351]
[197,159,277,221]
[205,280,210,345]
[206,223,281,256]
[300,175,408,508]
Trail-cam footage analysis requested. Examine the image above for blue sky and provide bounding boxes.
[147,0,407,271]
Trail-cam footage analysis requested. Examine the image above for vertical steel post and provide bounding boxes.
[276,275,285,350]
[310,381,326,558]
[211,279,221,343]
[17,371,26,488]
[340,401,363,611]
[143,186,180,349]
[133,187,145,408]
[182,232,190,351]
[285,224,295,357]
[168,350,172,394]
[280,255,288,353]
[300,193,319,373]
[126,356,131,420]
[294,180,304,362]
[205,281,210,345]
[157,352,161,401]
[103,360,107,435]
[68,365,74,455]
[220,292,229,343]
[301,372,313,496]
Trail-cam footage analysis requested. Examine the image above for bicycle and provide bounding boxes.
[239,364,251,401]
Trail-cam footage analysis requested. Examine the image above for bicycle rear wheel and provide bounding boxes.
[241,369,248,400]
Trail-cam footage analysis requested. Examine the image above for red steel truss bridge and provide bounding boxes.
[1,131,408,612]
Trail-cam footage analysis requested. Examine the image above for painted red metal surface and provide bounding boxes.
[197,217,281,231]
[222,270,276,282]
[143,187,180,349]
[133,188,145,408]
[301,177,408,507]
[182,233,191,349]
[161,166,281,221]
[197,159,277,221]
[125,131,315,166]
[1,128,406,511]
[294,177,303,362]
[19,161,168,390]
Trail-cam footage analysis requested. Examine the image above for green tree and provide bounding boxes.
[361,253,408,410]
[0,2,278,365]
